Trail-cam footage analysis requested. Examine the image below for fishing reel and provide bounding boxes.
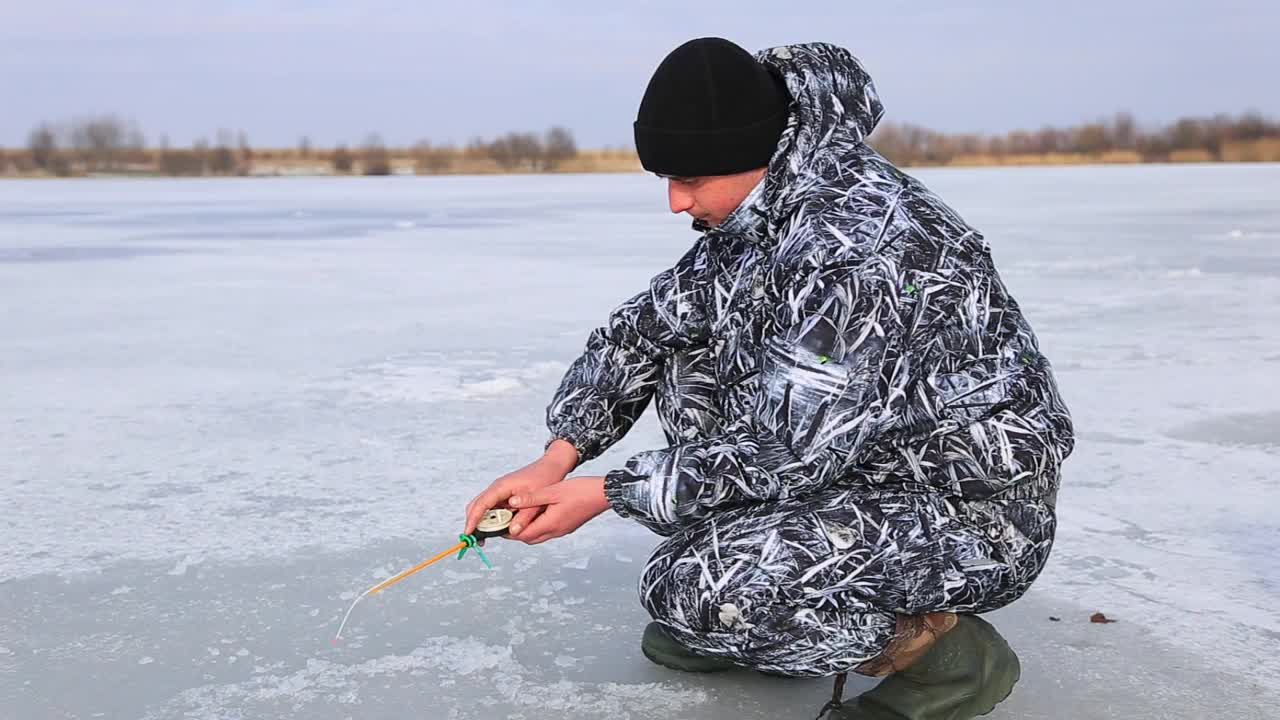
[474,508,514,539]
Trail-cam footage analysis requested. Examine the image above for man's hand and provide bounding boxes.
[464,440,579,536]
[507,476,610,544]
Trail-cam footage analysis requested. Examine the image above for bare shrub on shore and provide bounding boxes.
[485,131,541,171]
[478,127,579,171]
[332,145,354,174]
[207,130,237,175]
[66,115,149,171]
[28,124,64,174]
[361,134,392,176]
[541,126,577,171]
[413,141,455,174]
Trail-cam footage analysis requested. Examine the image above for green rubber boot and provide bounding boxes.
[640,622,736,673]
[827,615,1021,720]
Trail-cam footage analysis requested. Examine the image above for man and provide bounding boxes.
[465,38,1073,719]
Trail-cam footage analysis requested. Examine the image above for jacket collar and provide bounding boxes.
[696,175,772,247]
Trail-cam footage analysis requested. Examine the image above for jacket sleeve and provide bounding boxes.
[545,241,711,465]
[602,257,897,535]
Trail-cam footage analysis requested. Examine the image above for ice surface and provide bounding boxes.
[562,556,591,571]
[2,167,1279,718]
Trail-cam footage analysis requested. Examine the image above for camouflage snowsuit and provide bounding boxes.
[545,43,1074,677]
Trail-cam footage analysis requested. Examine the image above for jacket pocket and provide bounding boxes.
[754,336,854,464]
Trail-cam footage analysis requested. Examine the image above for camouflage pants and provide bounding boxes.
[639,490,1055,677]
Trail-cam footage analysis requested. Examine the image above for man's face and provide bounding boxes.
[662,167,767,227]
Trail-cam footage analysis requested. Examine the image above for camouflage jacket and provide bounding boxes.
[546,43,1074,536]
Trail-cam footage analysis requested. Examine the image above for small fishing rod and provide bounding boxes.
[332,508,514,642]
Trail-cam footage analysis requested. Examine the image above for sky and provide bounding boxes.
[2,0,1277,149]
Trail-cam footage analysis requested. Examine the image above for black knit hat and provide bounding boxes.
[634,37,790,177]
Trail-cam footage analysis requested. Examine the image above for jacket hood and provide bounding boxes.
[759,42,884,156]
[711,42,885,243]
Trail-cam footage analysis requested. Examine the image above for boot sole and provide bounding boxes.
[641,644,735,673]
[641,622,736,673]
[640,643,796,677]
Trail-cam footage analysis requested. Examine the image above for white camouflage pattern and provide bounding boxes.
[545,42,1074,676]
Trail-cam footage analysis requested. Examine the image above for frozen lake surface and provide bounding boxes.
[2,165,1279,718]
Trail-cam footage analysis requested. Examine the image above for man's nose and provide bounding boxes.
[668,182,694,215]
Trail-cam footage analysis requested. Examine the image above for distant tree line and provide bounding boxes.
[5,111,1277,177]
[869,111,1280,166]
[324,126,578,176]
[156,130,254,176]
[4,116,580,177]
[12,115,257,177]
